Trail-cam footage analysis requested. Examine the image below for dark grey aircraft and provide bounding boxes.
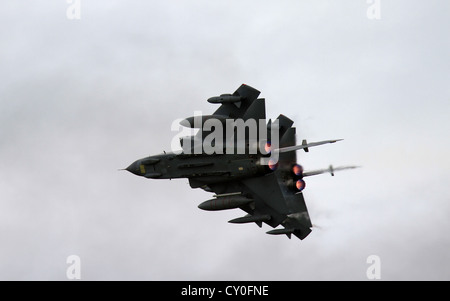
[125,84,357,240]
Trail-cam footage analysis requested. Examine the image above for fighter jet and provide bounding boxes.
[125,84,357,240]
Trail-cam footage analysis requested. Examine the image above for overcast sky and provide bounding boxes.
[0,0,449,280]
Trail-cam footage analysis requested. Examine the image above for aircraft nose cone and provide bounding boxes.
[125,161,140,176]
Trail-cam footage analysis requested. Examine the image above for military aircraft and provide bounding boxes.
[125,84,357,240]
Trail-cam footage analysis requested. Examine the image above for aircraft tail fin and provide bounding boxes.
[243,98,266,121]
[233,84,261,103]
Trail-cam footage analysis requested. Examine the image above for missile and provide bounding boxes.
[207,95,243,104]
[198,196,253,211]
[302,165,360,177]
[228,214,271,224]
[274,139,343,153]
[266,228,295,239]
